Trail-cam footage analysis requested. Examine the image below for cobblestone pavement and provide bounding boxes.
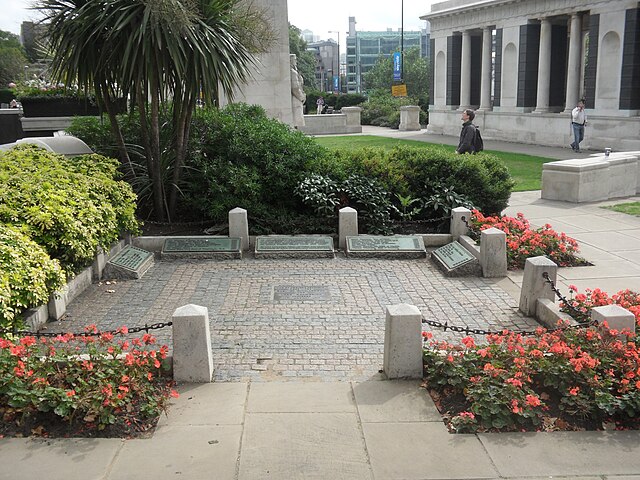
[57,256,539,382]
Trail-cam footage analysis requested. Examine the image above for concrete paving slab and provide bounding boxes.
[479,431,640,477]
[558,259,640,280]
[616,250,640,264]
[353,379,441,423]
[559,276,640,294]
[573,243,623,261]
[520,218,588,234]
[108,425,241,480]
[621,228,640,240]
[606,477,640,480]
[570,231,640,252]
[0,438,122,480]
[247,381,355,413]
[157,382,247,427]
[362,423,498,479]
[239,412,372,480]
[557,214,640,232]
[502,204,581,220]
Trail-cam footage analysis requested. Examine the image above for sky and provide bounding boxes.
[0,0,435,49]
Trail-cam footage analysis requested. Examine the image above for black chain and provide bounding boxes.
[460,215,470,227]
[0,322,173,339]
[541,272,591,323]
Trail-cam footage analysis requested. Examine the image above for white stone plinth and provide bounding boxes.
[592,305,636,336]
[519,256,557,317]
[342,106,363,133]
[450,207,471,240]
[480,227,507,278]
[339,207,358,250]
[172,304,213,383]
[399,106,421,131]
[383,304,423,379]
[541,158,610,203]
[229,207,249,251]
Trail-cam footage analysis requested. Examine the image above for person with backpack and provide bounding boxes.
[456,108,482,154]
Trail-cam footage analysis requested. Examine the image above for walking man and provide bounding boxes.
[456,109,476,154]
[570,100,587,152]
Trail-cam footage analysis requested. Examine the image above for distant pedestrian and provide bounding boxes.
[316,96,325,115]
[456,109,477,154]
[570,100,587,153]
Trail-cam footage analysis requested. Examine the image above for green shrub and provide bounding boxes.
[0,88,14,104]
[360,91,427,129]
[0,224,65,328]
[306,146,513,217]
[0,145,139,272]
[184,104,328,223]
[335,94,367,110]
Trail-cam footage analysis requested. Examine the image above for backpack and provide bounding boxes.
[473,127,484,153]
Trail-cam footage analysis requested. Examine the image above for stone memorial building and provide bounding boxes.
[422,0,640,150]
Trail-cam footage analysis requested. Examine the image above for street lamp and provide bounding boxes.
[328,30,340,93]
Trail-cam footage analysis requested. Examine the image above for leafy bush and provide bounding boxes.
[0,328,177,436]
[0,224,65,328]
[360,91,427,129]
[306,146,514,218]
[184,104,328,223]
[468,210,584,269]
[424,322,640,432]
[0,145,139,272]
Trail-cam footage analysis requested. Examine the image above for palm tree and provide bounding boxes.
[37,0,271,221]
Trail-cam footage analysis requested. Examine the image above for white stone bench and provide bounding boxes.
[541,153,639,203]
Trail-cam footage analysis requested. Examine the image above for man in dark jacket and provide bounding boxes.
[456,109,476,154]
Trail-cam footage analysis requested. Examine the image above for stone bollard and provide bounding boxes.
[342,106,363,133]
[519,256,557,317]
[339,207,358,250]
[591,305,636,337]
[480,227,507,277]
[172,304,214,383]
[399,105,421,131]
[450,207,471,240]
[383,304,423,379]
[229,207,249,251]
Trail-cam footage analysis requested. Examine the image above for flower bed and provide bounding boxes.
[468,210,587,269]
[423,285,640,434]
[0,326,177,438]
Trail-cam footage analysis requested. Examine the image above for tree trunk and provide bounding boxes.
[168,90,193,218]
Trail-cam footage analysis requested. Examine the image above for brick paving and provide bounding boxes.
[56,256,539,381]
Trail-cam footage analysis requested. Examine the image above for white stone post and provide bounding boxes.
[459,30,471,110]
[342,106,362,133]
[479,27,492,111]
[450,207,471,241]
[229,207,249,251]
[534,18,552,113]
[383,304,423,379]
[339,207,358,250]
[591,305,636,337]
[172,304,214,383]
[480,227,507,277]
[519,256,558,317]
[399,106,421,131]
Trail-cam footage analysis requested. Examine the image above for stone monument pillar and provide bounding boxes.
[290,54,306,128]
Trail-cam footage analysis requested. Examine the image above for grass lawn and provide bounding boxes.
[603,202,640,216]
[313,135,553,192]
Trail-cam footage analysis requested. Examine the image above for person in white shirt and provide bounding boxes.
[570,100,587,152]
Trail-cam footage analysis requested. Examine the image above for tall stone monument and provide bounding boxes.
[218,0,294,126]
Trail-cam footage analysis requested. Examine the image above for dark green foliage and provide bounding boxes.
[0,89,14,104]
[184,104,328,223]
[304,91,367,113]
[289,24,318,89]
[360,91,428,129]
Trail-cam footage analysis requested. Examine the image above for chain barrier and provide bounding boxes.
[460,215,470,227]
[0,322,173,339]
[541,272,592,324]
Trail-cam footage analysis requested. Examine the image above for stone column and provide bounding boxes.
[339,207,358,250]
[564,13,583,112]
[479,27,493,111]
[399,105,421,131]
[172,304,214,383]
[480,227,507,278]
[459,30,471,110]
[229,207,249,251]
[534,18,552,113]
[342,106,362,133]
[450,207,471,240]
[519,256,557,317]
[383,304,423,379]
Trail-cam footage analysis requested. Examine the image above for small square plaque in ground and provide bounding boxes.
[273,285,331,302]
[345,235,426,258]
[431,241,481,276]
[161,237,242,259]
[255,236,334,258]
[104,245,154,280]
